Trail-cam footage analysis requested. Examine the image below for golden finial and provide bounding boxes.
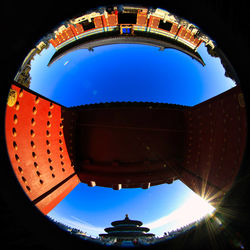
[7,89,17,107]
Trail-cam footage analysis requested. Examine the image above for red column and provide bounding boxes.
[101,15,108,28]
[176,25,183,37]
[69,24,78,37]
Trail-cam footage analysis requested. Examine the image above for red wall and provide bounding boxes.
[5,83,246,210]
[181,85,247,204]
[5,83,80,215]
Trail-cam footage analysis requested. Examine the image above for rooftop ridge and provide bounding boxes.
[68,101,190,109]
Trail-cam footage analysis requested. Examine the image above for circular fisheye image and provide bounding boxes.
[5,4,247,247]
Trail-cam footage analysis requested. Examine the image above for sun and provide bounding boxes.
[144,191,215,233]
[179,193,216,225]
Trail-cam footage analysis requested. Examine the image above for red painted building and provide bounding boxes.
[5,83,80,215]
[5,82,246,214]
[49,7,205,51]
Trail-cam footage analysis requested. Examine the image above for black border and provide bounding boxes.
[2,1,250,249]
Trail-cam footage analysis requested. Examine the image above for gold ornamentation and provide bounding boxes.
[7,88,17,107]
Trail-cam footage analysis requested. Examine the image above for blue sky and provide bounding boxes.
[30,41,234,237]
[30,43,235,107]
[47,181,215,237]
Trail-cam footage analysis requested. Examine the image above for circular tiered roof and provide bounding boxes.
[111,214,142,227]
[99,215,155,239]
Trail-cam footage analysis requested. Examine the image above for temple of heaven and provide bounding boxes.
[99,214,155,245]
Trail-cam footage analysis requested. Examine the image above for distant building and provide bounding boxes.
[49,5,214,53]
[99,214,155,245]
[14,40,50,87]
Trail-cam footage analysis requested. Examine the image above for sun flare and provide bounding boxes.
[145,192,215,232]
[183,193,215,222]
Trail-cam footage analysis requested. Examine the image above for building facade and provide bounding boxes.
[5,81,246,214]
[99,215,155,245]
[49,5,214,52]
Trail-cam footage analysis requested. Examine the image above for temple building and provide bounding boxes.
[47,5,214,67]
[99,214,155,245]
